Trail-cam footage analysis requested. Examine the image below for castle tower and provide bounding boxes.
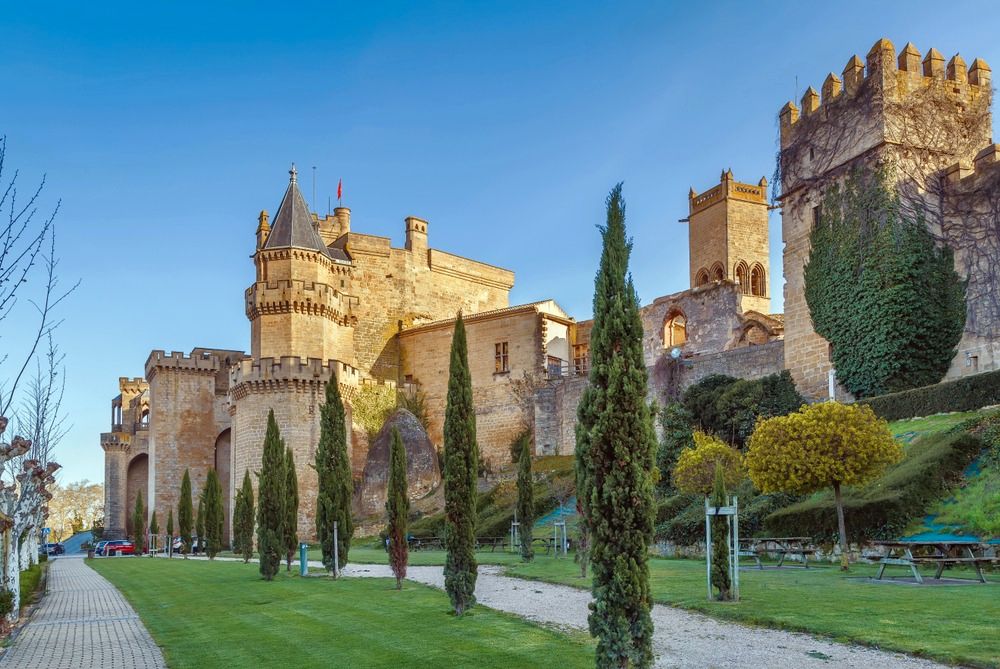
[687,170,771,314]
[247,165,355,362]
[778,38,994,398]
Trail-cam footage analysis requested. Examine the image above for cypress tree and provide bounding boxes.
[710,464,731,600]
[515,433,534,563]
[236,470,255,563]
[284,447,299,571]
[577,184,656,668]
[443,313,478,615]
[196,494,205,555]
[132,491,145,554]
[314,378,353,575]
[149,511,159,552]
[257,409,286,581]
[166,508,174,556]
[203,469,224,559]
[386,427,409,590]
[179,469,193,558]
[232,483,245,555]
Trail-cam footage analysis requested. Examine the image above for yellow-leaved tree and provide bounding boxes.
[672,431,745,495]
[745,401,902,569]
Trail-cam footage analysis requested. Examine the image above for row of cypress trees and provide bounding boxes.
[255,411,304,580]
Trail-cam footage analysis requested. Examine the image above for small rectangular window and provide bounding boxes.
[494,342,509,373]
[812,204,823,229]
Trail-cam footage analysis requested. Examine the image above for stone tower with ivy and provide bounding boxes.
[777,37,998,399]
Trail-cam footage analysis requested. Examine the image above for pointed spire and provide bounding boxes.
[263,165,331,257]
[969,58,991,86]
[898,43,921,72]
[947,54,968,83]
[289,163,298,184]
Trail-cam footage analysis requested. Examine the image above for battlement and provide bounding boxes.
[117,377,147,394]
[245,279,358,325]
[780,38,991,141]
[100,432,132,450]
[943,144,1000,189]
[145,349,225,379]
[688,170,768,215]
[229,355,395,399]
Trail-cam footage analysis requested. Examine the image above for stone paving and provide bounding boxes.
[0,555,165,669]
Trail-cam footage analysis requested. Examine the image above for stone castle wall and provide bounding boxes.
[779,38,995,398]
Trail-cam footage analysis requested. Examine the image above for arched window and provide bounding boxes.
[750,264,766,297]
[695,268,710,286]
[710,262,725,282]
[734,261,749,294]
[663,311,687,348]
[140,408,150,426]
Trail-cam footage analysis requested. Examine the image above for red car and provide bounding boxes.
[98,540,136,556]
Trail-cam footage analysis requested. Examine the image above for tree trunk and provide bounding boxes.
[833,481,849,571]
[2,529,20,622]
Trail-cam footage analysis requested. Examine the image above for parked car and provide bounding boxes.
[93,540,110,556]
[98,540,136,556]
[43,542,65,555]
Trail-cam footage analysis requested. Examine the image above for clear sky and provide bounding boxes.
[2,1,997,484]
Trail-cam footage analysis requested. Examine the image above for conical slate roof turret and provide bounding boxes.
[263,164,330,257]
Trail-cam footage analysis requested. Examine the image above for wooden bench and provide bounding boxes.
[740,537,815,569]
[874,541,997,584]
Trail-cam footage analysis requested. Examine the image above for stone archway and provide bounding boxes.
[125,453,148,539]
[215,429,232,544]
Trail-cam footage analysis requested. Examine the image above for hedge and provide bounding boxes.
[764,429,984,542]
[862,369,1000,422]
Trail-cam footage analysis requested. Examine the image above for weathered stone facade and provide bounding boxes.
[779,38,1000,398]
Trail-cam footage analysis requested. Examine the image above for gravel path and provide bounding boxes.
[343,563,952,669]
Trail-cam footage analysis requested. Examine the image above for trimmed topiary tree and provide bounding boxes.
[195,494,205,555]
[443,313,478,616]
[746,401,902,569]
[657,403,694,496]
[386,427,409,590]
[284,447,299,571]
[576,184,656,668]
[515,432,534,563]
[149,510,159,551]
[179,469,193,558]
[314,379,353,575]
[805,168,966,398]
[132,491,145,554]
[166,508,174,555]
[203,469,224,559]
[257,409,286,581]
[672,432,745,495]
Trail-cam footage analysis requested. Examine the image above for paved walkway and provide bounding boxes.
[0,555,165,669]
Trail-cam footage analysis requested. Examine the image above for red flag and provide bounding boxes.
[337,178,343,202]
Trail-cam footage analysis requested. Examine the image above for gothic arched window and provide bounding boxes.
[735,261,750,294]
[663,311,687,348]
[711,262,725,282]
[750,264,766,297]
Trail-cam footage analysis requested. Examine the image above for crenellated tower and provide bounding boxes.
[247,165,356,363]
[777,38,995,398]
[687,170,771,315]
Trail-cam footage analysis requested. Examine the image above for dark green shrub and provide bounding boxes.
[681,375,737,433]
[863,369,1000,422]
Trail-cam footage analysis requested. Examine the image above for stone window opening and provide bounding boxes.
[735,261,750,294]
[663,311,687,348]
[140,408,149,427]
[695,268,710,286]
[711,262,725,282]
[494,342,509,374]
[572,343,589,375]
[750,264,766,297]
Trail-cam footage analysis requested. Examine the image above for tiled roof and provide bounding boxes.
[264,165,331,258]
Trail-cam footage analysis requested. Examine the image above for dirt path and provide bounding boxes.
[343,563,952,669]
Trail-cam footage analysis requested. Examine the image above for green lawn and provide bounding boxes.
[90,558,594,669]
[503,555,1000,668]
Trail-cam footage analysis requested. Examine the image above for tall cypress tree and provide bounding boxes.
[515,433,534,563]
[257,410,286,581]
[443,314,478,615]
[577,184,656,668]
[386,427,409,590]
[179,469,193,558]
[234,469,255,563]
[132,491,145,553]
[284,447,299,571]
[166,508,174,556]
[196,494,205,555]
[314,378,353,575]
[203,469,224,559]
[149,511,159,552]
[710,464,732,600]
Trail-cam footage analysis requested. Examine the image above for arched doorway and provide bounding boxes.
[125,454,148,540]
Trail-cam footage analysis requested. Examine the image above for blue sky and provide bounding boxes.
[2,1,997,484]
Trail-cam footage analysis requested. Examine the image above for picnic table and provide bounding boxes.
[739,536,815,569]
[872,541,998,584]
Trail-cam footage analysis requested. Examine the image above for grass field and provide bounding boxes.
[501,555,1000,668]
[90,558,594,669]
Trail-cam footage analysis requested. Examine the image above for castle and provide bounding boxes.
[102,38,1000,542]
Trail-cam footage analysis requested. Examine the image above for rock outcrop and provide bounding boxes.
[358,409,440,516]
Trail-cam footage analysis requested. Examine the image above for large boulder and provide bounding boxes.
[358,409,440,516]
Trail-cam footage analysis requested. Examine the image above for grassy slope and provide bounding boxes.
[504,556,1000,669]
[91,558,593,669]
